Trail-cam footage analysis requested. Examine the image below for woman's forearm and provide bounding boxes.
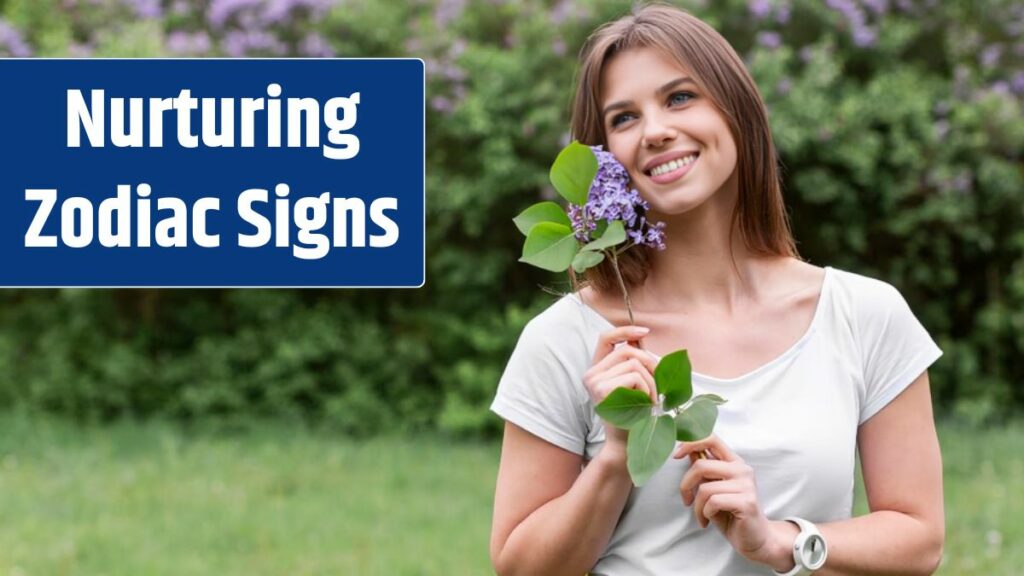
[761,511,943,576]
[493,444,634,576]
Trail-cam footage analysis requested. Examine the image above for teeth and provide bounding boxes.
[650,154,698,176]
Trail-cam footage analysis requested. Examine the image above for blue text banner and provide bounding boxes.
[0,59,424,287]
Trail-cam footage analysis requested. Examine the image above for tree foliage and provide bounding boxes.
[1,0,1022,431]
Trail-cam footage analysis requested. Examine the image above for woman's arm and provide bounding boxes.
[490,325,659,576]
[811,370,945,575]
[489,422,633,576]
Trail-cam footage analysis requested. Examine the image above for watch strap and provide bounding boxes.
[772,517,825,576]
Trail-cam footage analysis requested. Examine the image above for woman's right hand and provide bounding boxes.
[583,325,660,453]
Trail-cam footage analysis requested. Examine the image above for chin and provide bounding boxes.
[645,188,714,216]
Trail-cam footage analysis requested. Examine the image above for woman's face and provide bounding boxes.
[599,47,738,218]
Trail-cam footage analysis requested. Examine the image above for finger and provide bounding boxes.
[679,459,742,495]
[681,474,739,507]
[703,493,749,526]
[597,359,658,399]
[674,435,740,463]
[590,339,660,376]
[690,479,741,527]
[592,326,650,365]
[599,373,656,407]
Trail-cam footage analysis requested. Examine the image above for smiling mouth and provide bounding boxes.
[644,153,699,177]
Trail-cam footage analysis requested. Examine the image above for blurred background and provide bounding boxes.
[0,0,1021,574]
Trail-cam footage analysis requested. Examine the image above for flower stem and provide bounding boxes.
[609,249,635,326]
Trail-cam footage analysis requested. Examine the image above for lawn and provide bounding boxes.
[0,413,1019,575]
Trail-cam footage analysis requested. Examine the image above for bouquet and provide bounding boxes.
[514,141,726,486]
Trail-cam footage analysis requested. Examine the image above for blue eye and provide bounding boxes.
[670,91,695,106]
[610,112,635,127]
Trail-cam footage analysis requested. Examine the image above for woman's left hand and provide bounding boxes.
[675,436,793,568]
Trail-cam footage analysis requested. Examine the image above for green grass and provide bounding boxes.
[0,414,498,576]
[0,414,1020,575]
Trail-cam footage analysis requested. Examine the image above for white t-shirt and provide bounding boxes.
[490,266,942,576]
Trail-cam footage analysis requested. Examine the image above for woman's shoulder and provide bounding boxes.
[518,291,601,346]
[826,266,906,309]
[821,266,922,340]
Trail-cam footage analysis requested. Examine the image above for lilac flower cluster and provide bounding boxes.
[166,30,212,55]
[0,19,32,57]
[825,0,877,47]
[203,0,337,57]
[568,146,666,250]
[433,0,466,29]
[747,0,790,25]
[549,0,591,26]
[208,0,334,29]
[126,0,163,19]
[756,31,782,50]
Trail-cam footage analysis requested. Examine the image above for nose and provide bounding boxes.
[641,109,677,149]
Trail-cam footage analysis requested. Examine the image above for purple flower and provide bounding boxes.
[208,0,262,29]
[1011,72,1024,95]
[852,25,877,47]
[262,0,333,25]
[430,95,453,113]
[980,45,1002,69]
[862,0,889,15]
[568,146,666,250]
[775,2,791,24]
[434,0,465,28]
[299,33,335,58]
[756,31,782,50]
[748,0,772,20]
[166,30,212,55]
[222,29,286,56]
[826,0,865,27]
[990,81,1010,95]
[0,19,32,57]
[549,0,588,25]
[125,0,162,19]
[171,0,191,16]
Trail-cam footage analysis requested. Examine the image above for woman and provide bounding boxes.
[489,4,944,576]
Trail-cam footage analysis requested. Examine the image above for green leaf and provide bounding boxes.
[674,395,725,442]
[656,349,693,409]
[581,220,627,252]
[627,414,676,486]
[571,250,605,273]
[513,202,572,237]
[694,393,727,406]
[519,222,579,272]
[595,387,652,429]
[550,141,597,205]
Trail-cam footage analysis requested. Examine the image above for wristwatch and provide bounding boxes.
[773,516,828,576]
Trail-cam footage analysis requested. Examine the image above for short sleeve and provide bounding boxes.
[856,281,943,424]
[490,307,592,456]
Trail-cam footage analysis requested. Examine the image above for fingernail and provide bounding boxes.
[633,326,650,334]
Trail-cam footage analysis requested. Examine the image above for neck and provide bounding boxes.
[636,183,771,314]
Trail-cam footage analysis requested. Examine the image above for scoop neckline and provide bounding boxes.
[569,266,833,385]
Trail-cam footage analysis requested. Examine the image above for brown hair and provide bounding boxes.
[569,3,798,294]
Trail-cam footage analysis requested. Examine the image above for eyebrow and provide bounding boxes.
[601,76,697,119]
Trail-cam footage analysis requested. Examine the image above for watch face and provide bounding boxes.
[802,534,827,569]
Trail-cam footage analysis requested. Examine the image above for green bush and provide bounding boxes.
[0,0,1022,432]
